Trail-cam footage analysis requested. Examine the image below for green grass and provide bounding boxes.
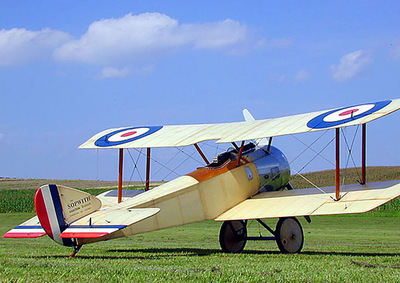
[1,213,400,282]
[1,168,399,281]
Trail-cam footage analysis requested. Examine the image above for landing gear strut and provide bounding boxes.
[69,245,82,258]
[219,217,304,254]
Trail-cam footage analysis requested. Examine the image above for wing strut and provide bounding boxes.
[237,141,245,167]
[267,137,273,152]
[145,148,151,191]
[361,124,366,185]
[118,148,123,203]
[335,128,340,200]
[194,143,209,164]
[231,142,239,151]
[335,123,367,200]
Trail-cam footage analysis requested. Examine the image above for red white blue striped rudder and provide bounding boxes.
[34,184,101,246]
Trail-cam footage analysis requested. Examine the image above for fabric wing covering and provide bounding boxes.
[215,180,400,221]
[79,99,400,149]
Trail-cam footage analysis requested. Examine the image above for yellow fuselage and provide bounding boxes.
[78,162,259,245]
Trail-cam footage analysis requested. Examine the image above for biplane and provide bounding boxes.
[4,98,400,256]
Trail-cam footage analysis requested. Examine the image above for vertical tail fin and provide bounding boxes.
[242,109,270,147]
[34,184,101,246]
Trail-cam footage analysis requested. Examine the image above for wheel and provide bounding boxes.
[275,217,304,253]
[219,220,247,253]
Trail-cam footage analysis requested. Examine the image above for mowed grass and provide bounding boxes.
[1,213,400,282]
[1,168,400,282]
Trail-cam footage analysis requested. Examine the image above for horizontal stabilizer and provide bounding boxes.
[60,225,126,238]
[96,190,145,207]
[60,207,160,238]
[216,180,400,221]
[3,216,46,238]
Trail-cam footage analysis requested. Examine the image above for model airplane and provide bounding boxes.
[4,99,400,256]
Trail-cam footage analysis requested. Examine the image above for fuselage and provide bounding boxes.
[77,144,290,245]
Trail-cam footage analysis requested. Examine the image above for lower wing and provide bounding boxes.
[215,180,400,221]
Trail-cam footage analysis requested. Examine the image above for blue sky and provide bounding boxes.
[0,1,399,181]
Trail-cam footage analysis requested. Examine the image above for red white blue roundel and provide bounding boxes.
[95,126,163,147]
[307,100,391,129]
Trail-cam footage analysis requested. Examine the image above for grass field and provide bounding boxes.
[0,168,399,282]
[1,213,399,282]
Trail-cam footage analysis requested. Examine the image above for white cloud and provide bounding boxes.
[330,50,371,82]
[0,133,3,140]
[54,13,249,66]
[252,37,293,49]
[0,28,71,66]
[294,70,310,82]
[100,65,154,79]
[101,67,131,78]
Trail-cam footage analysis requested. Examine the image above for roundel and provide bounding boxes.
[307,100,391,129]
[95,126,163,147]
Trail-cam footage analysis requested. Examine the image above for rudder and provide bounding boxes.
[34,184,101,246]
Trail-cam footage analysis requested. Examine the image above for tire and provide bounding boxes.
[275,217,304,253]
[219,220,247,253]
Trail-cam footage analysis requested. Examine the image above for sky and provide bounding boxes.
[0,1,400,182]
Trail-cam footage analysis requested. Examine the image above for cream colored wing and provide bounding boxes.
[79,99,400,149]
[215,180,400,221]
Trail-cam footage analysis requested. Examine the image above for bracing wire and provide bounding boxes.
[175,146,204,165]
[288,125,362,199]
[96,149,99,181]
[128,146,204,182]
[291,168,336,201]
[296,136,336,174]
[287,130,337,200]
[129,148,181,180]
[340,126,362,186]
[290,130,335,167]
[162,146,202,180]
[126,148,145,189]
[152,148,184,177]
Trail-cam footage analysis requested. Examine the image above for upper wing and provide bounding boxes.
[215,180,400,221]
[79,99,400,149]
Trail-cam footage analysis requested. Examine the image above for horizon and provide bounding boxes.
[1,1,400,181]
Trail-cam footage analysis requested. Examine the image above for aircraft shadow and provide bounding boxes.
[30,248,399,260]
[106,248,399,257]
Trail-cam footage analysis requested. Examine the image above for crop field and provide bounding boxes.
[0,168,399,282]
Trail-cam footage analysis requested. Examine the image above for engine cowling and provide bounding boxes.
[245,145,290,192]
